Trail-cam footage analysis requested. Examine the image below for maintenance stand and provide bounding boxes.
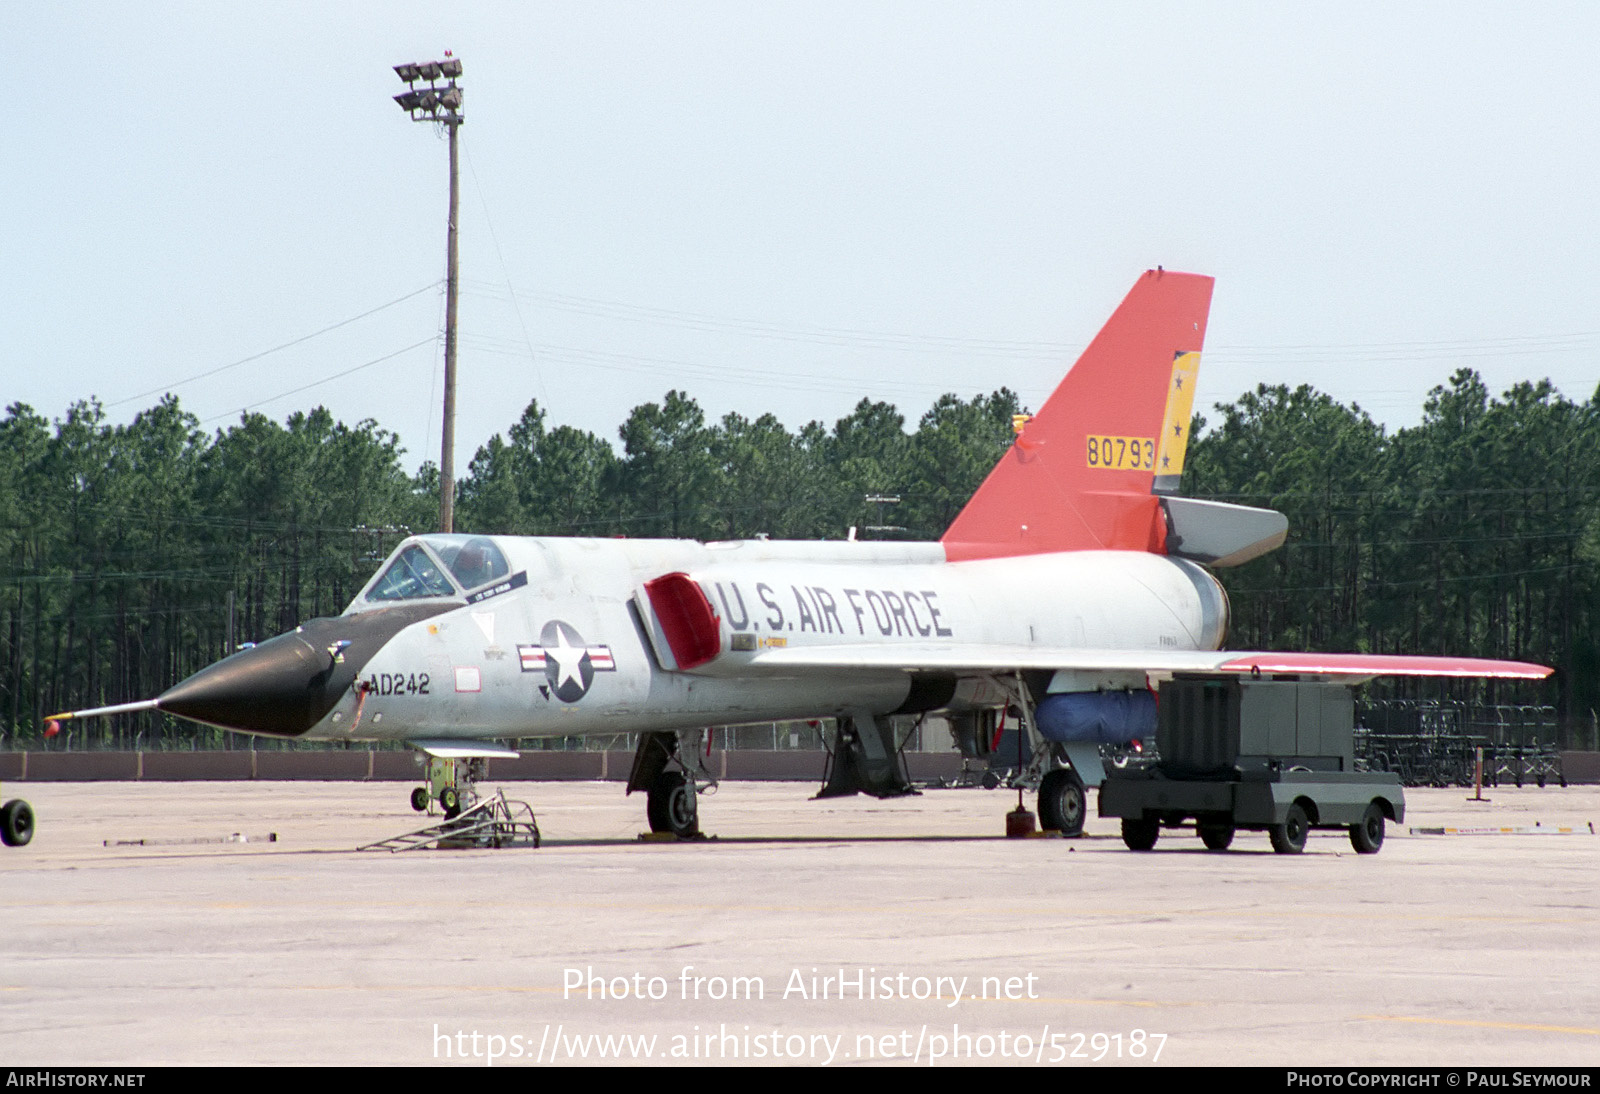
[1098,675,1403,854]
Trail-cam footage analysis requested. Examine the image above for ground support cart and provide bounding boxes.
[1098,674,1405,854]
[1099,768,1405,853]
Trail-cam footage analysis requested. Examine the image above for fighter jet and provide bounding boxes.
[49,270,1551,837]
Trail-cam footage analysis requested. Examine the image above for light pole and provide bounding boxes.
[393,55,464,533]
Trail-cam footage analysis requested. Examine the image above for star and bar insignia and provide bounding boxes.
[517,620,615,702]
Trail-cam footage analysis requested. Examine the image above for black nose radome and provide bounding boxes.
[158,602,456,737]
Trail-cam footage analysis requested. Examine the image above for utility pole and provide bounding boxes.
[393,54,464,532]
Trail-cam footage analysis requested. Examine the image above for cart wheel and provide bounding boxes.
[1,799,34,848]
[1349,802,1385,854]
[1198,822,1235,851]
[409,787,430,812]
[439,786,461,819]
[1270,803,1309,854]
[1037,768,1086,837]
[1121,816,1159,852]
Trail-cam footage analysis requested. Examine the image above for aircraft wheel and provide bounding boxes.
[1,799,35,847]
[1270,803,1309,854]
[1349,802,1385,854]
[409,787,430,812]
[1037,769,1086,837]
[1121,816,1159,852]
[647,771,699,837]
[439,787,461,820]
[1198,821,1235,851]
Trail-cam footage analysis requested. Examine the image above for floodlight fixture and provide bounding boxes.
[391,55,463,122]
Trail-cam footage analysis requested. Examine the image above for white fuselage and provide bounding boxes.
[304,536,1226,743]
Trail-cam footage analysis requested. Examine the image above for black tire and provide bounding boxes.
[1270,803,1309,854]
[1349,802,1385,854]
[439,786,461,820]
[1121,816,1159,852]
[647,770,699,837]
[1198,821,1235,851]
[1037,769,1087,837]
[409,787,430,812]
[1,799,34,848]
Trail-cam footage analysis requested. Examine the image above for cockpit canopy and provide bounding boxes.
[357,535,512,606]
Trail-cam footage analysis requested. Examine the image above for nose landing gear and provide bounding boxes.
[410,755,485,819]
[365,742,540,852]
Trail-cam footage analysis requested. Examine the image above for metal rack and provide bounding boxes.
[1355,700,1565,788]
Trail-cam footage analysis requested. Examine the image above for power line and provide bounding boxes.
[459,277,1600,364]
[106,282,440,409]
[456,333,974,401]
[200,339,437,425]
[1231,562,1588,594]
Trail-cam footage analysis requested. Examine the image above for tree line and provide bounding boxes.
[1,367,1595,749]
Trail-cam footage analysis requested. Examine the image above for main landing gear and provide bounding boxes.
[646,769,699,837]
[629,730,715,838]
[996,673,1090,839]
[1037,767,1088,837]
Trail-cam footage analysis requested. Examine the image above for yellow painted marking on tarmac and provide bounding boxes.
[1359,1015,1600,1037]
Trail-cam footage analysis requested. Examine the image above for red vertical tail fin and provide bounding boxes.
[941,269,1214,561]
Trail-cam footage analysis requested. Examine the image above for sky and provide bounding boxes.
[6,3,1598,476]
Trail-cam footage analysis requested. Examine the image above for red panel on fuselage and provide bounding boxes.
[644,572,722,671]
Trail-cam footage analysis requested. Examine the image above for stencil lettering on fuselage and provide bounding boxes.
[517,620,616,702]
[713,581,953,638]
